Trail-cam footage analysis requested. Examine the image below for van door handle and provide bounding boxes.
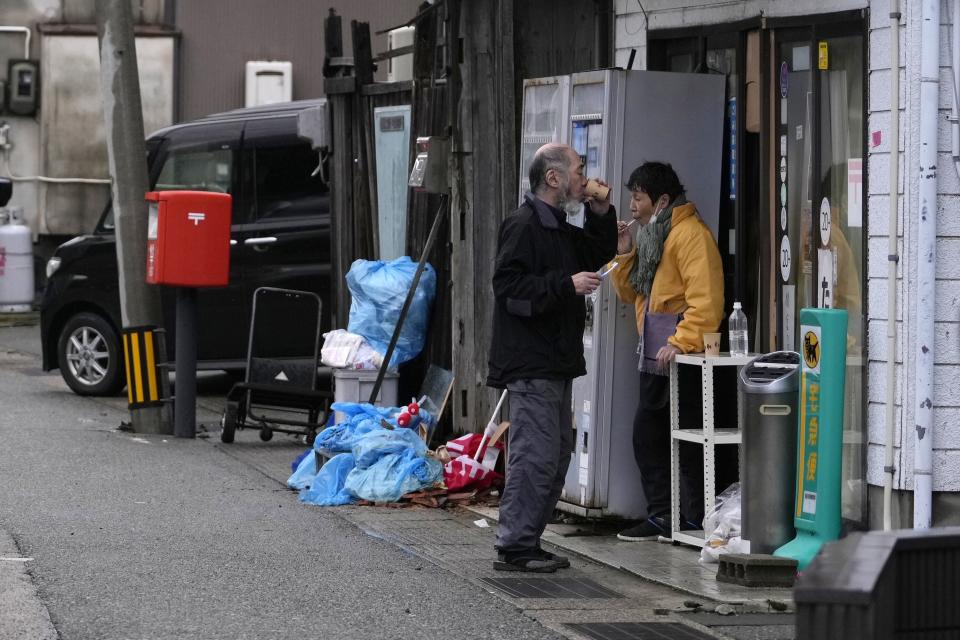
[244,237,277,246]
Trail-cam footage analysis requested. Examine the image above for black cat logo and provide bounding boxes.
[803,331,820,369]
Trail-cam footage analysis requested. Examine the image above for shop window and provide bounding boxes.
[776,28,866,525]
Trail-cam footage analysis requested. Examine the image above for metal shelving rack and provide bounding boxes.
[669,352,753,548]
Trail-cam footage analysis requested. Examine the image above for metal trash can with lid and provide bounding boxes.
[739,351,800,554]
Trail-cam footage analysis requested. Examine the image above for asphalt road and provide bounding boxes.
[0,324,563,640]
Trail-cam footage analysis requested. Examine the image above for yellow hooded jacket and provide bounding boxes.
[611,202,724,353]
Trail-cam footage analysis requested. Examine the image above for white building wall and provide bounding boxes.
[0,1,171,238]
[613,0,960,498]
[868,0,960,493]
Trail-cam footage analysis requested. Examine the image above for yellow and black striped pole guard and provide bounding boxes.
[122,326,163,408]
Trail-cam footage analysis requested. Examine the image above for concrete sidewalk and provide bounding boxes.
[0,322,794,639]
[467,505,794,610]
[209,428,796,640]
[212,425,793,612]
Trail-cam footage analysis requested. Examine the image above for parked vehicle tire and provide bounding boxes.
[220,402,239,443]
[259,426,273,442]
[56,312,125,396]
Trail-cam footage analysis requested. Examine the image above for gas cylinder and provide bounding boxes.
[0,208,35,312]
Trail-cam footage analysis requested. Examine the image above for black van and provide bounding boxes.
[40,99,331,396]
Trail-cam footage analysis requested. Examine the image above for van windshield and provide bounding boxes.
[154,147,233,194]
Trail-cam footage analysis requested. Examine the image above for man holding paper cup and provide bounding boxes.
[609,162,725,542]
[487,143,617,572]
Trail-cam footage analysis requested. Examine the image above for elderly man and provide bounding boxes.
[487,144,617,572]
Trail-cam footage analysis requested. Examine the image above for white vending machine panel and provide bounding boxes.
[517,76,570,203]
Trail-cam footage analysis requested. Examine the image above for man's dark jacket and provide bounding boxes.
[487,193,617,388]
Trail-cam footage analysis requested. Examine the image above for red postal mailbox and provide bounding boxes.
[145,191,232,287]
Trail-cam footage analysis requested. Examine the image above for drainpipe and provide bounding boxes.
[0,26,31,58]
[883,0,901,532]
[914,0,939,530]
[952,0,960,178]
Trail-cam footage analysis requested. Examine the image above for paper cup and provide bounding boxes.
[703,332,721,357]
[585,179,610,201]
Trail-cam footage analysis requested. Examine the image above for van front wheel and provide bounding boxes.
[57,312,125,396]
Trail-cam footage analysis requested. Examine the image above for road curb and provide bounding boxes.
[0,528,59,640]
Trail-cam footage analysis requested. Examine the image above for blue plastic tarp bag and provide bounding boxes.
[314,403,394,454]
[351,426,428,469]
[288,450,318,490]
[346,257,436,366]
[343,449,443,503]
[299,453,357,506]
[291,448,312,473]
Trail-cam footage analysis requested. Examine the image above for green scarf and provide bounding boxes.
[628,193,687,296]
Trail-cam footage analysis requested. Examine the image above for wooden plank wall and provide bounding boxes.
[400,1,456,429]
[327,83,355,330]
[450,0,517,434]
[326,19,413,330]
[513,0,610,81]
[450,0,612,434]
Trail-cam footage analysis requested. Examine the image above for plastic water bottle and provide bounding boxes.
[728,301,749,357]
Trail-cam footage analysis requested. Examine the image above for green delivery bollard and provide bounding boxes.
[774,308,847,571]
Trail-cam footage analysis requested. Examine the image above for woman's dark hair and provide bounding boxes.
[626,162,685,203]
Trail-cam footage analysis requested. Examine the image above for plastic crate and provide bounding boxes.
[333,369,399,422]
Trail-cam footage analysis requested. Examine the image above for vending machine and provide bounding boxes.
[518,69,725,518]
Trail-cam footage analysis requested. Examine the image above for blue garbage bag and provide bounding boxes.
[343,449,443,502]
[314,403,394,454]
[346,257,436,366]
[287,450,318,490]
[299,454,357,506]
[329,402,394,421]
[291,448,312,473]
[351,426,427,469]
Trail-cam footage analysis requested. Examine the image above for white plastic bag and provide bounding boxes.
[699,482,745,564]
[351,341,384,370]
[321,329,364,368]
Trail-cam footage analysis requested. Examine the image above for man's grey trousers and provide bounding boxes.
[496,378,573,553]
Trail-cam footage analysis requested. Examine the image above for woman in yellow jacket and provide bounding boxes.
[610,162,724,541]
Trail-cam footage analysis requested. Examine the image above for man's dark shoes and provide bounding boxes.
[494,549,562,573]
[616,515,669,541]
[536,546,570,568]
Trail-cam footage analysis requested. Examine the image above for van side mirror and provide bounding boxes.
[297,103,330,150]
[0,177,11,207]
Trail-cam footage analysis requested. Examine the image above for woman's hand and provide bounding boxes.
[617,220,635,254]
[656,344,682,369]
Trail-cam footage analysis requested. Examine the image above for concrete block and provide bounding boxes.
[716,554,798,588]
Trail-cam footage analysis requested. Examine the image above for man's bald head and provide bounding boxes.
[529,144,576,195]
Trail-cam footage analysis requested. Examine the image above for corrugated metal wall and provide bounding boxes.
[174,0,421,122]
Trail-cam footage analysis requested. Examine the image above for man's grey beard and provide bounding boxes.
[557,183,584,218]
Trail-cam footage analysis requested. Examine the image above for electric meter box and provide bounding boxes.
[145,190,232,287]
[408,136,449,193]
[7,60,39,117]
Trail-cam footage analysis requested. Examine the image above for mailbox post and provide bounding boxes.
[145,190,232,438]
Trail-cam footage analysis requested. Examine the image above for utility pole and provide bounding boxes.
[96,0,171,434]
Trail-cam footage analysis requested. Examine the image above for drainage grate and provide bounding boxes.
[565,622,713,640]
[480,576,623,599]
